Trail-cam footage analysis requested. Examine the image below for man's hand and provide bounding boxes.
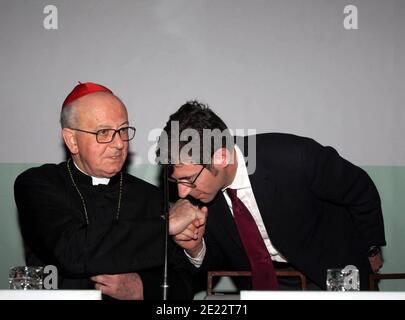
[369,252,383,273]
[169,199,207,235]
[173,217,206,257]
[169,200,208,257]
[91,273,143,300]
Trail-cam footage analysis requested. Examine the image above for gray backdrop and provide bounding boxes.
[1,0,404,165]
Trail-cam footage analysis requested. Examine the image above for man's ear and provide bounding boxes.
[212,148,233,168]
[62,128,79,154]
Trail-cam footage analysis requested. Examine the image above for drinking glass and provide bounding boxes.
[326,265,359,291]
[9,266,44,290]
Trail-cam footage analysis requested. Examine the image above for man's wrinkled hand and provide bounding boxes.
[91,273,143,300]
[171,204,208,257]
[169,199,207,235]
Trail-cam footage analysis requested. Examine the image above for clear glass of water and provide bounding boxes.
[9,266,44,290]
[326,268,345,291]
[326,265,360,291]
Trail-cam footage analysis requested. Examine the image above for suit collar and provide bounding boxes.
[223,145,250,191]
[72,160,110,185]
[67,159,121,187]
[212,172,277,252]
[210,193,245,251]
[211,136,277,251]
[249,171,276,232]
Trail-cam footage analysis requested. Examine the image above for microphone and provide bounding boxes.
[161,164,170,300]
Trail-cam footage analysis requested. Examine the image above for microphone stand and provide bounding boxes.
[162,164,169,300]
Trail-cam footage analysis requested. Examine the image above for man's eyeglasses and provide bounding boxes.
[168,165,206,188]
[70,126,136,144]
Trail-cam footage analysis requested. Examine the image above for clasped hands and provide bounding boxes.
[168,199,207,237]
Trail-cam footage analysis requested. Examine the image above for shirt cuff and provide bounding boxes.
[184,239,206,268]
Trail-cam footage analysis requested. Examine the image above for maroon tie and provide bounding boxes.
[226,188,278,290]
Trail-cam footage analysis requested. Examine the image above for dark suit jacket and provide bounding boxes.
[201,133,386,289]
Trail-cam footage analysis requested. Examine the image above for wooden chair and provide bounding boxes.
[369,273,405,291]
[207,270,307,296]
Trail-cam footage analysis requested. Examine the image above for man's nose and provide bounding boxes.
[178,184,192,198]
[110,131,124,149]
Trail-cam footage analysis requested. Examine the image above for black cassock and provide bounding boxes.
[14,161,193,299]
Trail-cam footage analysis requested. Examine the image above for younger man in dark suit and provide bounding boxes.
[160,101,385,290]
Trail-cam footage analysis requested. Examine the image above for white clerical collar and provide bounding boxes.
[222,145,251,192]
[73,161,110,185]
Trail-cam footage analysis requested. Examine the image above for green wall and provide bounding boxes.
[1,163,404,292]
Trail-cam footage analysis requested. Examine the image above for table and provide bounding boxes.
[240,290,405,300]
[0,290,101,300]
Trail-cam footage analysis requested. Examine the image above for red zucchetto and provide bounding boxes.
[62,82,113,109]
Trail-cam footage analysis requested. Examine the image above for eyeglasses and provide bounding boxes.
[70,126,136,144]
[168,165,206,188]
